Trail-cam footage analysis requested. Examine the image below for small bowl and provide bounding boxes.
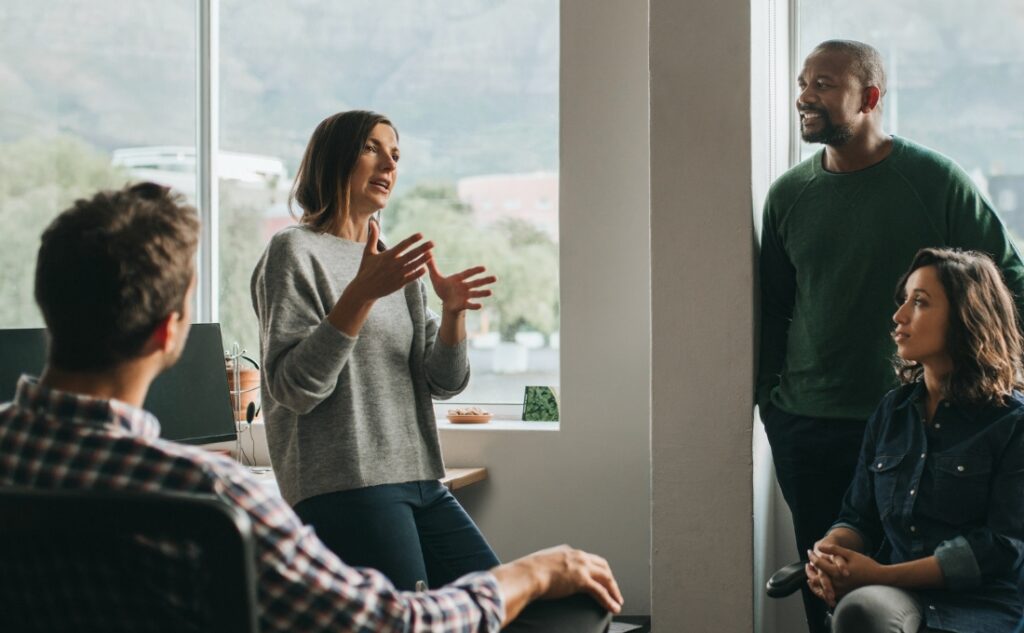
[446,413,493,424]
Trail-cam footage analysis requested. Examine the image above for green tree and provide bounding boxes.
[218,181,281,356]
[0,135,126,327]
[384,184,559,341]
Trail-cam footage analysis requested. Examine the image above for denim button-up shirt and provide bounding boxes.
[832,382,1024,632]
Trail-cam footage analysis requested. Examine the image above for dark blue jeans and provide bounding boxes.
[294,479,499,590]
[296,480,612,632]
[762,402,868,633]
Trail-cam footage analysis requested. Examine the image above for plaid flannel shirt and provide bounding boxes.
[0,376,504,632]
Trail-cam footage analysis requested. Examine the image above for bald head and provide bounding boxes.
[811,40,887,98]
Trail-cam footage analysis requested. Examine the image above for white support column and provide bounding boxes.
[650,0,754,630]
[196,0,219,322]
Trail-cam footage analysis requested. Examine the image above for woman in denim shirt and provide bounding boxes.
[805,247,1024,633]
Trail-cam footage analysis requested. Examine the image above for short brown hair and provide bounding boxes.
[290,110,396,234]
[893,247,1024,404]
[35,182,200,371]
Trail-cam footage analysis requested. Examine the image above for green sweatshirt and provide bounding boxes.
[758,136,1024,420]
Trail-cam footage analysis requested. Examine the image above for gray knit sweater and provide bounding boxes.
[250,226,469,506]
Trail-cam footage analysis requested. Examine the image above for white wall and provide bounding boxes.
[650,0,755,631]
[439,0,653,614]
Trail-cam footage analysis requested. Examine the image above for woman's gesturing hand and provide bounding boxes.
[427,257,497,314]
[350,222,433,302]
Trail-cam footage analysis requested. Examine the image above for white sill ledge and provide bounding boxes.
[437,419,559,432]
[236,417,560,436]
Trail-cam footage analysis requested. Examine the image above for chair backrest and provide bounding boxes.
[0,487,258,633]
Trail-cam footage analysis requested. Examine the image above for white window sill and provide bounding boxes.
[238,414,560,435]
[437,418,559,432]
[433,403,559,431]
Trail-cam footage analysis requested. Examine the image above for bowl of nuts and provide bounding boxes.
[446,406,493,424]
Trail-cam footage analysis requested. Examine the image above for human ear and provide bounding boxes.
[149,313,178,354]
[862,86,881,112]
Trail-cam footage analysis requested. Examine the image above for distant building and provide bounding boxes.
[112,146,287,194]
[456,172,558,240]
[990,174,1024,239]
[112,146,294,239]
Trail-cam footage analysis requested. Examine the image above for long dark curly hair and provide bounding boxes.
[893,247,1024,404]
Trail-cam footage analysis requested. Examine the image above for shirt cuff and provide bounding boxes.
[453,571,505,630]
[828,522,873,555]
[935,536,982,591]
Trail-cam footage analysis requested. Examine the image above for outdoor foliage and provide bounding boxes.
[385,184,559,341]
[0,135,126,327]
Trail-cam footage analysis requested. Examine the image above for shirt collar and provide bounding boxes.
[13,374,161,439]
[894,381,927,411]
[892,380,1024,426]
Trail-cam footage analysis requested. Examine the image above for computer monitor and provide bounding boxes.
[0,324,238,445]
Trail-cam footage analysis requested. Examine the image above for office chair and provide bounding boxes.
[0,487,258,633]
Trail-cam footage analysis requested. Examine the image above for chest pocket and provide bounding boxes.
[927,452,993,525]
[871,454,905,519]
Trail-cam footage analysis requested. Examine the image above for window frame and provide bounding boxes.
[193,0,559,410]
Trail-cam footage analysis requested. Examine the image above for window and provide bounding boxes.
[1,1,559,407]
[0,1,196,328]
[797,1,1024,241]
[217,0,560,405]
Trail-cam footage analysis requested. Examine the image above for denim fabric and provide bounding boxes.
[834,383,1024,632]
[294,480,500,590]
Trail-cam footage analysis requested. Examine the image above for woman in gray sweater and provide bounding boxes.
[251,110,498,590]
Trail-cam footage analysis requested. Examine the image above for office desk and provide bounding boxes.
[247,467,488,496]
[440,467,488,491]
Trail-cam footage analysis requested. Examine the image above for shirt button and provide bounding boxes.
[929,605,936,611]
[877,462,884,469]
[910,525,917,532]
[920,453,926,459]
[934,423,941,429]
[944,402,950,408]
[910,489,916,495]
[957,465,965,472]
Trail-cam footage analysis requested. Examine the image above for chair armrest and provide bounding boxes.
[766,561,807,598]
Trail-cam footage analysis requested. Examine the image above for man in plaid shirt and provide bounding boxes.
[0,182,622,632]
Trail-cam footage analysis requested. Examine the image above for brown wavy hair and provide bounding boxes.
[290,110,396,235]
[893,247,1024,404]
[35,182,199,371]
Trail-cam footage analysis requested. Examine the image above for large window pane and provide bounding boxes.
[798,2,1024,240]
[218,0,559,404]
[0,1,196,328]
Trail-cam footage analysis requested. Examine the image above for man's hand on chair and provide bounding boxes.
[491,545,623,626]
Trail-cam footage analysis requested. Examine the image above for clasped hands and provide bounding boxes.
[806,540,885,608]
[352,222,496,312]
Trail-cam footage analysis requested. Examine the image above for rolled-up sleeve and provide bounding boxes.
[934,536,983,590]
[944,419,1024,590]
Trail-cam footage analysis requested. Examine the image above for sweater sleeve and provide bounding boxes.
[757,197,796,411]
[945,166,1024,324]
[418,280,471,399]
[251,236,358,415]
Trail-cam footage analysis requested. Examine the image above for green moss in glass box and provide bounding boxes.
[522,386,559,421]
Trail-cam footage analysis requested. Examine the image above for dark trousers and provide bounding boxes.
[294,480,499,590]
[762,402,867,633]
